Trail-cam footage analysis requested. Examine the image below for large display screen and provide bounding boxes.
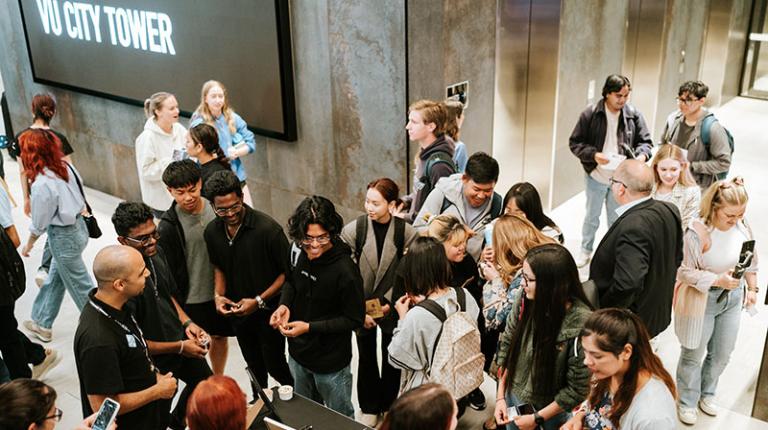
[18,0,297,141]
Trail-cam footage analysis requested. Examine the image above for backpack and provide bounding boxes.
[421,151,456,191]
[416,287,484,399]
[0,226,26,306]
[353,215,406,265]
[665,111,734,180]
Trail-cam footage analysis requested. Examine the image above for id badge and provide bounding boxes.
[365,298,384,319]
[126,335,137,348]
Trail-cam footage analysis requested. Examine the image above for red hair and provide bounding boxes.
[31,93,56,124]
[367,177,401,204]
[187,376,246,430]
[19,129,68,183]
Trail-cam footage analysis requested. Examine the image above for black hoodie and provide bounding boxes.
[408,135,455,222]
[280,240,365,373]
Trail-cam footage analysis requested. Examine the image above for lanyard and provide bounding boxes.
[88,300,156,372]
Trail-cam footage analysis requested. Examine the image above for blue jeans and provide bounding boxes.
[288,357,354,417]
[504,392,570,430]
[581,173,618,252]
[677,287,743,408]
[30,218,94,329]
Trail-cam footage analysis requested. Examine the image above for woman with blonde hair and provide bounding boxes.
[651,144,700,229]
[674,177,757,425]
[135,91,187,217]
[190,80,256,205]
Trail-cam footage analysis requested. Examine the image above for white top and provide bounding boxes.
[620,377,676,429]
[702,224,749,274]
[135,118,186,210]
[592,109,621,184]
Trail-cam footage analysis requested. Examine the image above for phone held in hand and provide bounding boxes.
[92,398,120,430]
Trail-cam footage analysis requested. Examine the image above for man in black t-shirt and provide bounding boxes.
[112,202,213,430]
[202,170,293,389]
[74,245,177,430]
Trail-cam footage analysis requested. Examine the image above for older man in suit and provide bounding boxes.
[589,159,683,338]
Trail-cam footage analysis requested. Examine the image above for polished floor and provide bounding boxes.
[4,96,767,429]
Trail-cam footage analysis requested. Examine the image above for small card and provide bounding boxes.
[126,335,137,348]
[605,153,627,170]
[365,298,384,319]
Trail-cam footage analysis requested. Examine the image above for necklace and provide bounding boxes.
[146,258,159,299]
[226,223,242,246]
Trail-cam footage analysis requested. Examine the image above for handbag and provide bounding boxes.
[66,163,102,238]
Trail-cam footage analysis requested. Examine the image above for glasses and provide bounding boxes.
[608,177,627,188]
[124,231,160,247]
[675,97,699,105]
[214,202,243,216]
[43,408,63,423]
[301,234,331,246]
[522,272,536,284]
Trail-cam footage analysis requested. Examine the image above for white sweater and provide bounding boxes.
[135,119,186,210]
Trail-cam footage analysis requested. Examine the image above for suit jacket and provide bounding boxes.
[589,198,683,338]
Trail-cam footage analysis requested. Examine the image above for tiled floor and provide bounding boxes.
[5,96,767,429]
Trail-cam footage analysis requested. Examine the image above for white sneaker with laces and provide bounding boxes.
[699,397,719,416]
[23,320,52,343]
[32,349,62,380]
[678,406,698,425]
[576,250,592,268]
[34,269,48,287]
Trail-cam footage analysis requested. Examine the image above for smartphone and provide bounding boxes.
[732,240,756,279]
[92,398,120,430]
[516,403,536,416]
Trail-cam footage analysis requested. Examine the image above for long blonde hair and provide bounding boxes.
[492,214,555,284]
[651,144,696,188]
[194,80,236,134]
[426,214,474,246]
[700,177,748,226]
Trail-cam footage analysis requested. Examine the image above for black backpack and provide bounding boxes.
[0,227,25,305]
[420,151,456,191]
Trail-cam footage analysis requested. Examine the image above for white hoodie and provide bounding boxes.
[135,118,186,210]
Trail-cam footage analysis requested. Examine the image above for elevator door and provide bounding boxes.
[742,0,768,98]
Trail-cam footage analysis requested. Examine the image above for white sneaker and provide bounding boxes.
[576,250,592,268]
[699,397,719,416]
[678,406,698,425]
[23,320,52,343]
[34,269,48,287]
[32,349,62,380]
[358,413,378,427]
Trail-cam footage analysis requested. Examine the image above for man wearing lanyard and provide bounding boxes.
[74,245,177,430]
[111,202,213,430]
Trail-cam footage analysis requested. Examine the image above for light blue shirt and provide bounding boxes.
[29,166,86,236]
[0,186,13,229]
[190,112,256,182]
[615,195,652,218]
[453,140,468,173]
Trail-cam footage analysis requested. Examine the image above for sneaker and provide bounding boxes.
[358,413,378,427]
[23,320,52,343]
[678,406,698,425]
[31,349,61,380]
[467,387,486,410]
[34,269,48,287]
[699,397,719,416]
[576,250,592,268]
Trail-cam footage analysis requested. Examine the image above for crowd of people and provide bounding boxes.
[0,74,759,430]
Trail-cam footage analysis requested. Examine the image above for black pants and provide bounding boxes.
[232,312,293,390]
[155,354,212,430]
[481,327,500,373]
[0,304,46,379]
[356,329,400,414]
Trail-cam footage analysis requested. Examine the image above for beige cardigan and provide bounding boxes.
[674,219,758,349]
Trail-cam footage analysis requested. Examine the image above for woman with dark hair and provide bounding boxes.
[379,383,459,430]
[270,196,365,417]
[561,309,677,429]
[388,237,480,394]
[494,244,592,430]
[19,129,94,343]
[340,178,417,426]
[14,93,75,289]
[185,123,231,184]
[501,182,563,243]
[187,375,247,430]
[0,378,113,430]
[444,99,468,173]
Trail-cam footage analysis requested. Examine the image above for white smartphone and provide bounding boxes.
[92,398,120,430]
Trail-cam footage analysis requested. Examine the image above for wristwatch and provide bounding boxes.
[255,295,266,309]
[533,412,545,425]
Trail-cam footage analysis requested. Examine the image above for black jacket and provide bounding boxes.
[408,135,455,222]
[281,240,365,373]
[157,202,189,303]
[589,198,683,338]
[569,100,653,173]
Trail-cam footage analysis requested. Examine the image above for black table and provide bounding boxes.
[249,388,372,430]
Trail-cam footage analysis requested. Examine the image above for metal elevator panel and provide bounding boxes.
[742,0,768,98]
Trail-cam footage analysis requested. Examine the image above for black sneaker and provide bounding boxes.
[467,387,486,410]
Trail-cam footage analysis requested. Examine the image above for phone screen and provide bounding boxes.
[516,403,536,416]
[92,399,120,430]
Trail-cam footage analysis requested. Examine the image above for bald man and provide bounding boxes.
[589,160,683,338]
[74,245,177,430]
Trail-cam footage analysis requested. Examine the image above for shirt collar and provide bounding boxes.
[615,196,652,218]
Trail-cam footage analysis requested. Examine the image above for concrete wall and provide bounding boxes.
[0,0,407,225]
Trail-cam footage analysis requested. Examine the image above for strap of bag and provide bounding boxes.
[394,216,405,258]
[354,214,367,263]
[66,163,92,215]
[489,193,502,219]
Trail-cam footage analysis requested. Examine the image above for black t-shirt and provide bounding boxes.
[13,127,74,157]
[199,159,229,185]
[204,206,290,306]
[126,250,184,369]
[74,291,166,430]
[371,219,389,263]
[451,254,480,303]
